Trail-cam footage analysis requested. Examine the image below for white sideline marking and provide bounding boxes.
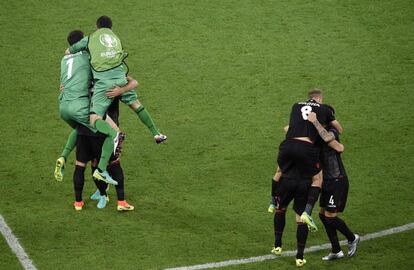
[0,214,37,270]
[165,222,414,270]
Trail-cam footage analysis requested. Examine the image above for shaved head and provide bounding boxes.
[308,88,323,103]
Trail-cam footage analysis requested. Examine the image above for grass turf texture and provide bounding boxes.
[0,234,22,270]
[0,0,413,269]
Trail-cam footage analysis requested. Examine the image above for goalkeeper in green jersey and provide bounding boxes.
[66,16,167,185]
[55,30,136,183]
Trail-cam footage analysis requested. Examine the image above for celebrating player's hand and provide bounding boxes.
[307,112,317,123]
[106,86,123,98]
[59,84,64,92]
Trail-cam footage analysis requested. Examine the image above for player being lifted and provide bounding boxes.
[270,89,342,266]
[55,30,136,182]
[278,89,341,228]
[66,16,167,185]
[306,111,360,261]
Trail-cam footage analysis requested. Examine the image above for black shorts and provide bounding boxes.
[320,177,349,213]
[76,135,117,164]
[277,139,321,178]
[277,176,312,215]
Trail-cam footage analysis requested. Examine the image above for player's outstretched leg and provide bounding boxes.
[54,157,66,182]
[300,211,318,232]
[300,185,321,232]
[130,102,167,144]
[92,138,118,185]
[92,117,119,185]
[55,129,78,181]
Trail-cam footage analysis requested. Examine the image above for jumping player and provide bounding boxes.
[55,30,135,182]
[277,89,341,232]
[66,16,167,185]
[271,89,342,266]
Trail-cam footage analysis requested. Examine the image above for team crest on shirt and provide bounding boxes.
[99,34,118,48]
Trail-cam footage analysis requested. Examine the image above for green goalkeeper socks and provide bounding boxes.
[135,106,160,136]
[94,119,117,171]
[95,119,117,139]
[98,136,114,171]
[61,129,78,160]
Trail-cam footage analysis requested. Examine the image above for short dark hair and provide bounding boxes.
[308,88,323,99]
[67,30,84,46]
[96,16,112,29]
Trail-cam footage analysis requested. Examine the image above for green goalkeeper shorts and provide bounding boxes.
[59,97,96,132]
[90,77,138,117]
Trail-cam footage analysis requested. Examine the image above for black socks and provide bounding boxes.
[108,163,125,201]
[296,222,309,259]
[274,209,286,247]
[73,165,85,202]
[326,216,355,242]
[319,213,341,253]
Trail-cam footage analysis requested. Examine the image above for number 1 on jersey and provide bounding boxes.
[301,105,312,120]
[66,58,74,79]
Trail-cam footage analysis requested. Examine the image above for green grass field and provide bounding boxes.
[1,0,414,269]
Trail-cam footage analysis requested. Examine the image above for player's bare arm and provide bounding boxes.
[329,120,343,134]
[307,112,344,152]
[66,36,89,55]
[105,76,138,98]
[307,112,335,143]
[327,134,344,153]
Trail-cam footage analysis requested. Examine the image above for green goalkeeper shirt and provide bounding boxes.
[59,51,92,102]
[69,28,128,80]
